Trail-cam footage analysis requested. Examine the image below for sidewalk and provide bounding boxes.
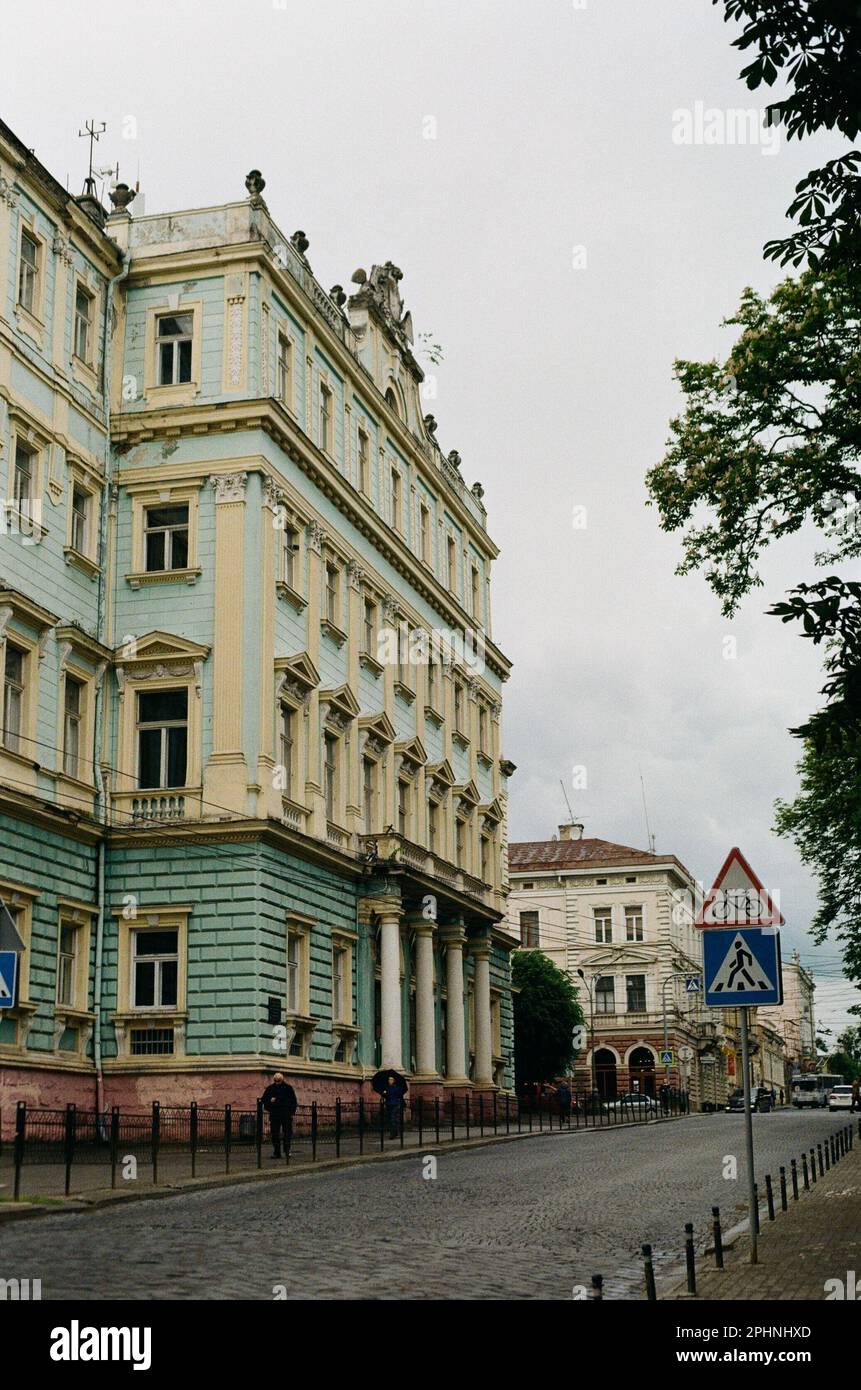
[663,1136,861,1300]
[0,1110,691,1220]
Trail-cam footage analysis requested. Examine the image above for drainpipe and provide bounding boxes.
[93,245,130,1116]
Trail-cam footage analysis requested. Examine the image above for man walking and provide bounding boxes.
[261,1072,298,1159]
[380,1071,408,1139]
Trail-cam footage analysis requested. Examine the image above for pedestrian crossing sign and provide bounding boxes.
[704,927,782,1007]
[660,1050,674,1065]
[0,950,18,1009]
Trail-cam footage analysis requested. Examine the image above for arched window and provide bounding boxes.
[385,386,401,419]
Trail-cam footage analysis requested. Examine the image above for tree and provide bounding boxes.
[826,1025,861,1080]
[715,1,861,268]
[511,951,583,1090]
[646,5,861,987]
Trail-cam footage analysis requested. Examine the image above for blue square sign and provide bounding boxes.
[0,950,18,1009]
[704,927,782,1008]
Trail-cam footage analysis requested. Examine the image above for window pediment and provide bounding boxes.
[274,650,320,693]
[395,736,426,775]
[114,630,209,697]
[320,683,360,730]
[359,711,396,751]
[0,586,58,637]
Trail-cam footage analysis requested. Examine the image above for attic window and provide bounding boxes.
[385,387,401,419]
[521,882,534,890]
[626,875,637,883]
[596,877,608,885]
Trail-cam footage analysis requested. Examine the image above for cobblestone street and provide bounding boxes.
[1,1110,851,1300]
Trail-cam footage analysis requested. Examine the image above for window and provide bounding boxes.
[282,524,298,589]
[363,757,377,829]
[594,908,612,944]
[481,834,491,883]
[13,442,34,511]
[428,798,439,853]
[332,944,348,1023]
[319,382,332,452]
[626,974,647,1013]
[596,976,615,1014]
[130,1027,174,1056]
[427,656,439,711]
[390,468,401,531]
[18,230,38,313]
[385,386,400,418]
[357,429,370,494]
[2,645,25,754]
[287,930,302,1014]
[397,624,412,690]
[325,562,340,626]
[144,503,189,572]
[74,286,94,363]
[455,817,466,869]
[277,332,292,405]
[362,597,376,657]
[279,705,295,800]
[156,313,193,385]
[625,906,644,943]
[471,564,481,620]
[447,535,457,592]
[132,929,178,1009]
[519,911,539,948]
[478,705,488,753]
[70,485,89,554]
[63,676,84,779]
[397,779,410,837]
[324,732,338,822]
[57,924,78,1007]
[454,681,464,733]
[420,503,431,564]
[137,689,188,789]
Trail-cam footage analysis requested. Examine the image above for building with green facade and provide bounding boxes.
[0,123,516,1117]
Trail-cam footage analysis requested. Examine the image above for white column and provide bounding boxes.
[472,939,493,1087]
[443,926,468,1081]
[379,907,403,1070]
[414,924,437,1076]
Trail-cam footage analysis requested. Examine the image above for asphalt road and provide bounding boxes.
[1,1108,851,1300]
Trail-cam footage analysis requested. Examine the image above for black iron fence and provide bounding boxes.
[2,1087,690,1200]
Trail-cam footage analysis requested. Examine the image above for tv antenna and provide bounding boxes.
[78,119,106,195]
[639,767,656,853]
[560,778,576,824]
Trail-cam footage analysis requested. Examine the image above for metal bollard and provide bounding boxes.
[802,1153,810,1191]
[590,1274,603,1301]
[684,1223,697,1295]
[791,1158,799,1201]
[817,1142,824,1178]
[765,1174,775,1222]
[779,1166,788,1212]
[642,1244,657,1301]
[712,1206,724,1270]
[753,1183,761,1233]
[824,1139,831,1172]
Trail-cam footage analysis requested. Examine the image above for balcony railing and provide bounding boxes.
[359,832,488,904]
[130,795,186,824]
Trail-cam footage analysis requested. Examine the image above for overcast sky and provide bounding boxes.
[5,0,858,1036]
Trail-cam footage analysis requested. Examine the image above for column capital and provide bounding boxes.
[439,923,467,949]
[358,894,403,927]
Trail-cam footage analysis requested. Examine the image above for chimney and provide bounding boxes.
[558,822,583,842]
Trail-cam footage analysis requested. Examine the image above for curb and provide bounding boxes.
[0,1111,694,1223]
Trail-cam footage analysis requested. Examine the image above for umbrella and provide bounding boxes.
[370,1068,407,1096]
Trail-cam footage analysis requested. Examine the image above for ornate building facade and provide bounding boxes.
[0,121,516,1116]
[508,824,711,1104]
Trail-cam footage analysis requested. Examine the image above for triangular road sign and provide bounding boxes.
[0,897,25,952]
[709,931,775,995]
[0,968,11,1000]
[696,847,784,927]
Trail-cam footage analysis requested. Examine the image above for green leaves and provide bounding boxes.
[511,951,584,1088]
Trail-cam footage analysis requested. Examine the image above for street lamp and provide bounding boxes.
[577,968,598,1094]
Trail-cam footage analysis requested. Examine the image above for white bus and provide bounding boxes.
[790,1073,842,1108]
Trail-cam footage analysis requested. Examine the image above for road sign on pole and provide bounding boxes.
[696,847,784,928]
[659,1049,674,1066]
[0,950,18,1009]
[704,927,782,1007]
[685,976,701,993]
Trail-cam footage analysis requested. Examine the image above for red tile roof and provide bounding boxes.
[509,837,692,877]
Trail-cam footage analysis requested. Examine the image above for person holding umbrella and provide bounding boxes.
[371,1068,408,1138]
[260,1071,298,1159]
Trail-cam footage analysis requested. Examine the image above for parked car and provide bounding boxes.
[827,1085,854,1112]
[607,1092,659,1116]
[726,1087,773,1113]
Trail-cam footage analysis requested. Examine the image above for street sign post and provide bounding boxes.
[700,848,785,1266]
[659,1049,674,1066]
[0,950,18,1008]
